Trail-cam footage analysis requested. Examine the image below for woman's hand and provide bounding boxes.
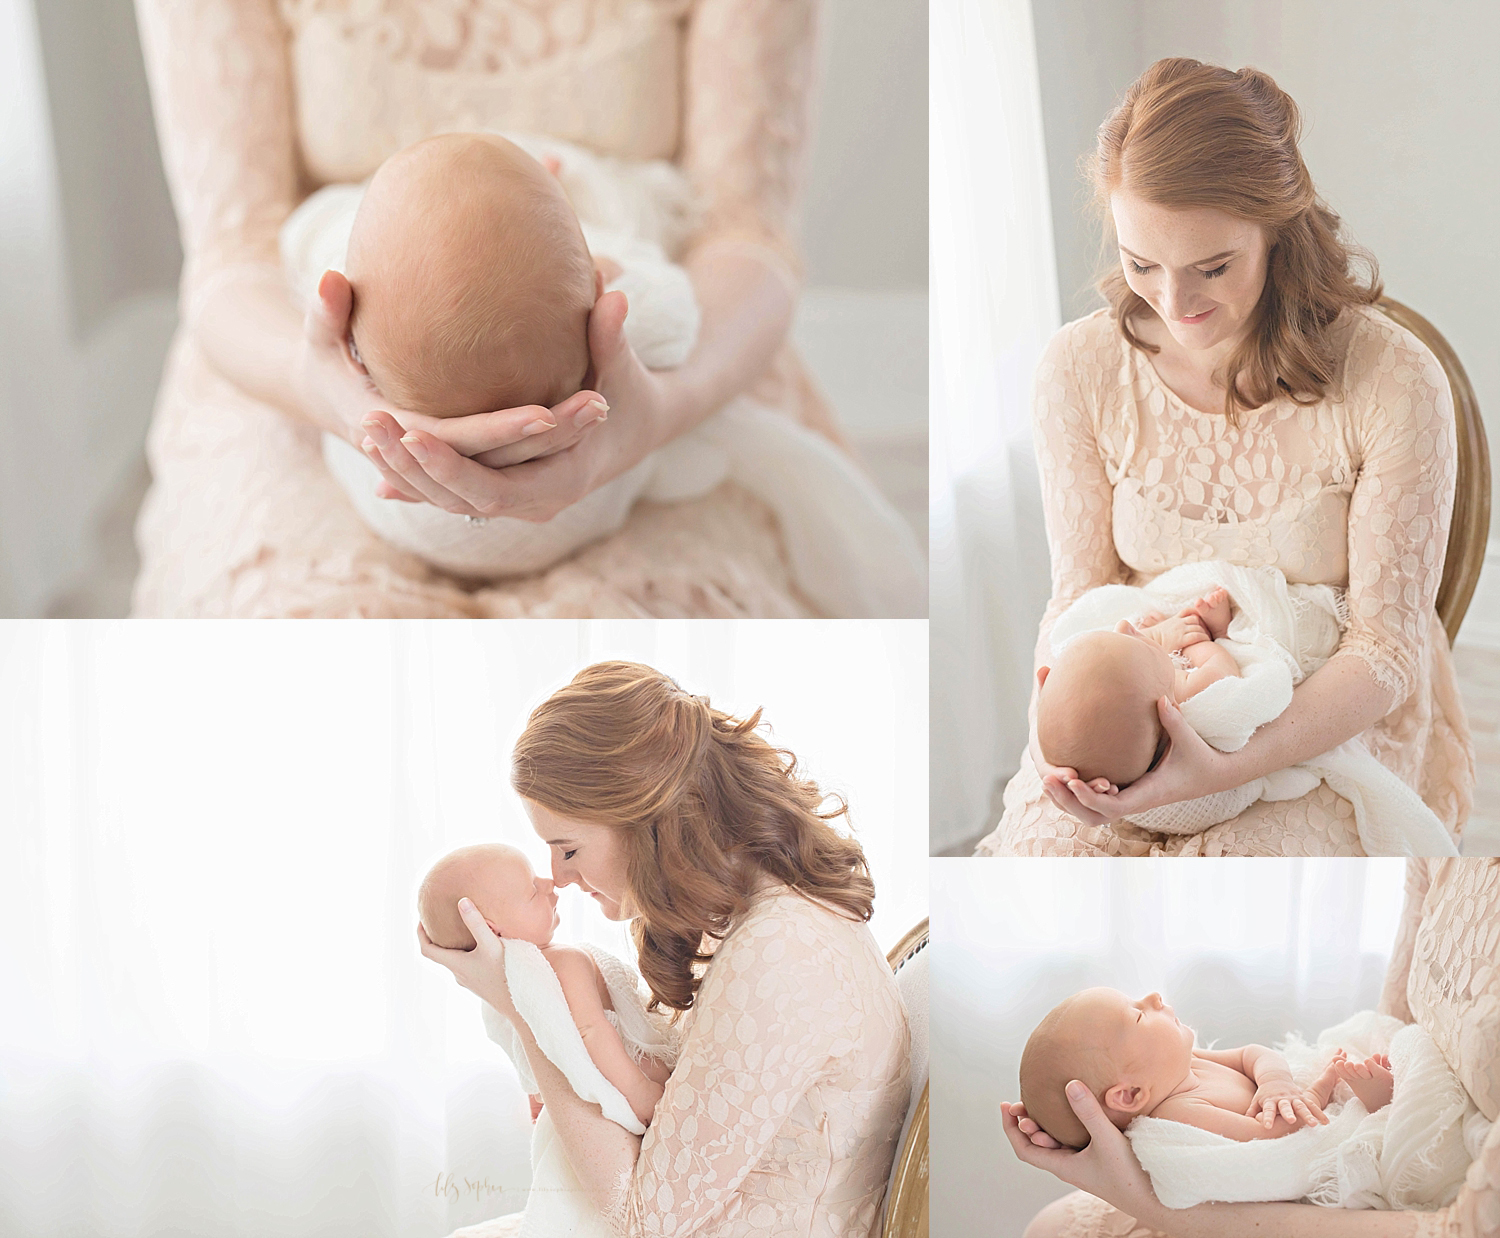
[360,289,678,522]
[416,898,517,1023]
[1001,1084,1158,1218]
[294,270,609,504]
[1042,696,1238,824]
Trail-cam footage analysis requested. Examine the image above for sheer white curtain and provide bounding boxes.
[930,0,1059,853]
[0,619,927,1238]
[930,858,1411,1237]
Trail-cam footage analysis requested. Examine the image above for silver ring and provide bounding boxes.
[464,514,489,526]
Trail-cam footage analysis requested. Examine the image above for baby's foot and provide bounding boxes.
[1334,1053,1394,1113]
[1307,1051,1346,1111]
[1182,587,1233,640]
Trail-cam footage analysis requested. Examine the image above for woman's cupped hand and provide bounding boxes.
[1034,695,1238,826]
[417,897,519,1024]
[295,270,617,519]
[1001,1086,1158,1218]
[307,269,676,523]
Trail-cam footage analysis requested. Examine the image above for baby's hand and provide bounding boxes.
[1150,613,1211,652]
[1246,1079,1328,1130]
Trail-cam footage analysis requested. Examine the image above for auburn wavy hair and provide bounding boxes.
[1091,58,1381,423]
[510,661,874,1013]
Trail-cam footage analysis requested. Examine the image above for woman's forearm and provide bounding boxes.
[658,241,796,439]
[514,1019,642,1218]
[190,266,327,430]
[1222,653,1394,787]
[1135,1198,1420,1238]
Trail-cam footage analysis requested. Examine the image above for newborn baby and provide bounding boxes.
[418,843,670,1127]
[1019,987,1393,1150]
[1031,560,1457,855]
[1036,587,1240,790]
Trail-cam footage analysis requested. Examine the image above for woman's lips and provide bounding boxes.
[1179,307,1216,324]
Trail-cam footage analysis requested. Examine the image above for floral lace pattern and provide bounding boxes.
[131,0,827,617]
[614,889,910,1236]
[1051,860,1500,1237]
[976,308,1474,857]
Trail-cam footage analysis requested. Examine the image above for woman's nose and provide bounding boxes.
[549,858,574,888]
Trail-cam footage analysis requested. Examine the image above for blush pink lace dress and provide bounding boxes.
[1044,857,1500,1237]
[131,0,833,617]
[975,307,1475,857]
[464,886,911,1238]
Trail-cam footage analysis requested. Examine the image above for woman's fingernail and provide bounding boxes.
[458,898,473,911]
[1066,1081,1087,1100]
[575,399,608,427]
[361,437,376,454]
[401,433,429,461]
[363,419,390,447]
[523,419,557,436]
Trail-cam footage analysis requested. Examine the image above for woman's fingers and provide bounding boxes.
[367,424,483,514]
[455,897,493,941]
[419,390,607,459]
[586,288,631,386]
[359,424,427,502]
[471,396,608,469]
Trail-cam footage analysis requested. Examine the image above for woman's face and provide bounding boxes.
[523,799,634,921]
[1110,191,1271,356]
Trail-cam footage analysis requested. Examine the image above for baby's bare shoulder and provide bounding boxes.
[539,944,610,1008]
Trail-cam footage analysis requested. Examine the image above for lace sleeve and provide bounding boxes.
[1332,316,1457,706]
[133,0,300,313]
[1378,858,1431,1021]
[1031,323,1131,662]
[679,0,817,274]
[613,897,860,1236]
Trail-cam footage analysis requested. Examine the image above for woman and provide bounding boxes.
[976,58,1473,857]
[131,1,853,617]
[1003,857,1500,1237]
[420,661,911,1235]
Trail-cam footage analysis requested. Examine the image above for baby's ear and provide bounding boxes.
[1103,1082,1150,1115]
[484,919,503,938]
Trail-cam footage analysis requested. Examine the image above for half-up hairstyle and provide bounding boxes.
[1091,58,1381,423]
[511,661,874,1013]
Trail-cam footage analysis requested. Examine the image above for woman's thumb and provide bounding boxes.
[587,288,630,372]
[307,269,353,347]
[1065,1079,1111,1141]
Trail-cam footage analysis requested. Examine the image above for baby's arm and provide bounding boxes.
[1197,1045,1329,1130]
[1177,634,1241,698]
[545,946,665,1127]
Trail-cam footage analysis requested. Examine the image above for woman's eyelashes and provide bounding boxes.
[1126,259,1230,279]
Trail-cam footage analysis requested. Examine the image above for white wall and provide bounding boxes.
[1032,0,1500,547]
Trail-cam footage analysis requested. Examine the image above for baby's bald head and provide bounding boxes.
[1036,631,1172,787]
[346,133,596,417]
[1018,990,1126,1149]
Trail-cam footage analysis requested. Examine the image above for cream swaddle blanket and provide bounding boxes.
[1047,560,1457,857]
[280,132,927,618]
[1127,1011,1492,1210]
[476,940,678,1238]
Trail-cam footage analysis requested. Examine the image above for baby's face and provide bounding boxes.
[479,850,561,947]
[1065,987,1195,1123]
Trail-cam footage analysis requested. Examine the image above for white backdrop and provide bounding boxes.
[0,619,928,1237]
[930,857,1410,1237]
[929,0,1057,853]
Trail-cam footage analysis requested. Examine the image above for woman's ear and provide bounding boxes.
[1103,1082,1150,1115]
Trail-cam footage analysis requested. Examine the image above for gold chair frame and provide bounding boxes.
[1378,298,1490,646]
[881,918,929,1238]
